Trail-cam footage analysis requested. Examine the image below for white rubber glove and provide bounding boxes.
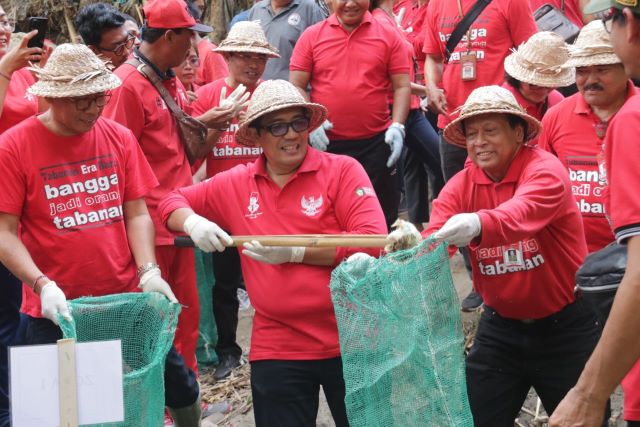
[139,268,178,303]
[384,123,405,167]
[40,281,71,325]
[183,213,233,252]
[434,213,482,247]
[242,240,305,265]
[343,252,375,277]
[219,84,251,115]
[309,120,333,151]
[385,219,422,252]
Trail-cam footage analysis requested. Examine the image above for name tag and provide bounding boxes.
[460,51,477,81]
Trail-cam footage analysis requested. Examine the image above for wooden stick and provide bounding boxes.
[57,338,79,427]
[174,235,390,248]
[63,7,78,44]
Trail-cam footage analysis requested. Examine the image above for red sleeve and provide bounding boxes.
[473,162,569,248]
[290,25,317,73]
[204,51,229,82]
[0,133,25,216]
[121,127,159,201]
[422,2,444,56]
[102,82,145,140]
[506,0,538,46]
[331,157,388,263]
[388,29,412,75]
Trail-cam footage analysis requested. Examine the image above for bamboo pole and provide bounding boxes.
[175,235,390,248]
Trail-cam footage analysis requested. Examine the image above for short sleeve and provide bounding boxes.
[0,134,26,216]
[290,25,317,72]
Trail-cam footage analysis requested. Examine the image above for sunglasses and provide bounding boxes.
[97,34,136,57]
[258,117,310,137]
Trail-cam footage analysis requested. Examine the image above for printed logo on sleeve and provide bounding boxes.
[354,186,375,197]
[301,195,323,216]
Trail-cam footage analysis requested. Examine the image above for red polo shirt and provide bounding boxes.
[529,0,584,28]
[195,38,229,86]
[290,12,411,140]
[191,78,263,178]
[424,146,587,319]
[403,2,429,79]
[603,93,640,243]
[159,148,387,361]
[538,83,638,251]
[103,63,193,246]
[0,67,38,134]
[423,0,537,130]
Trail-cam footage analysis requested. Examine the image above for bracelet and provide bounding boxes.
[137,262,160,278]
[32,274,48,293]
[0,70,11,81]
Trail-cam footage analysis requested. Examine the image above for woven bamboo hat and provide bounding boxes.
[213,21,279,58]
[443,85,542,148]
[236,79,327,146]
[504,31,575,88]
[565,20,621,67]
[28,43,121,98]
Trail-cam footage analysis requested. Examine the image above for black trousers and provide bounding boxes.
[251,357,349,427]
[328,132,399,230]
[212,247,243,359]
[24,316,199,409]
[466,300,608,427]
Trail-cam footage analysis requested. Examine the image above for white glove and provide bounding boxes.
[343,252,375,277]
[385,219,422,252]
[242,240,305,265]
[183,213,233,252]
[139,268,178,303]
[384,123,405,167]
[40,281,71,325]
[219,84,250,115]
[309,120,333,151]
[434,213,482,247]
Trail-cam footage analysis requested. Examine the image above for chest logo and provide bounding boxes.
[246,192,262,219]
[301,195,323,217]
[288,13,301,26]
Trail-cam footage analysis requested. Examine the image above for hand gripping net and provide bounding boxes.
[330,239,473,427]
[58,292,180,426]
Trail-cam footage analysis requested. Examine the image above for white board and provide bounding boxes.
[10,340,124,426]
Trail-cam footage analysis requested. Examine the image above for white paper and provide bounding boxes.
[10,340,124,426]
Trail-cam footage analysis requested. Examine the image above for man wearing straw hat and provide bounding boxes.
[550,2,640,426]
[189,20,279,381]
[389,85,606,426]
[160,79,387,426]
[0,43,202,425]
[103,0,242,373]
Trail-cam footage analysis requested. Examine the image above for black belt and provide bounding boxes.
[483,300,582,327]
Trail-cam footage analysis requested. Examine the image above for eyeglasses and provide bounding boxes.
[183,55,200,67]
[0,19,15,32]
[69,93,112,111]
[232,52,269,62]
[602,7,625,33]
[259,117,310,137]
[97,34,136,57]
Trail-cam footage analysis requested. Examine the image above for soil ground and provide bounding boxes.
[201,252,625,427]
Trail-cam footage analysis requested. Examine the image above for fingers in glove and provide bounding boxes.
[386,147,401,168]
[161,287,179,304]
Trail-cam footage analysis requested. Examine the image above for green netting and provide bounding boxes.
[330,239,473,427]
[58,292,181,427]
[195,248,219,366]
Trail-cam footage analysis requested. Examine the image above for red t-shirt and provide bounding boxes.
[603,94,640,243]
[0,116,158,317]
[103,64,194,246]
[422,0,537,130]
[529,0,584,28]
[403,2,429,79]
[0,68,38,134]
[424,146,587,319]
[538,84,638,251]
[191,78,263,178]
[195,38,229,87]
[290,12,411,140]
[393,0,415,29]
[159,148,387,361]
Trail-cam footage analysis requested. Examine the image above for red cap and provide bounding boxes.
[143,0,212,32]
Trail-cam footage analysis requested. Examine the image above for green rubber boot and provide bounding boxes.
[168,397,202,427]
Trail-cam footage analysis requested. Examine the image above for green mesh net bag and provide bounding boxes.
[195,248,219,366]
[58,292,181,427]
[330,238,473,427]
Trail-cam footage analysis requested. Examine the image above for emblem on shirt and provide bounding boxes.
[288,13,301,26]
[301,195,323,217]
[355,186,375,197]
[24,93,34,102]
[246,192,262,219]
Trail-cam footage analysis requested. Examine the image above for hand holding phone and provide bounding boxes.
[27,17,48,49]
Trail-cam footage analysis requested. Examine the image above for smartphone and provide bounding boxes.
[27,17,48,49]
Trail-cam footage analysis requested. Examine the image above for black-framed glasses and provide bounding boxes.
[97,34,136,56]
[69,92,112,111]
[259,117,310,137]
[602,7,625,33]
[0,19,15,32]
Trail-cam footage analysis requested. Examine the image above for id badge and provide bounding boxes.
[460,51,477,81]
[502,241,524,268]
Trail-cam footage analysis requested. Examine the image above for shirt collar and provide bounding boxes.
[574,80,638,115]
[262,0,300,13]
[328,11,373,28]
[252,146,322,179]
[134,47,175,80]
[471,145,532,185]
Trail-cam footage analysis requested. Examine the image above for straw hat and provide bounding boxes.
[565,20,621,68]
[235,80,327,146]
[28,43,121,98]
[504,31,575,88]
[443,85,542,148]
[213,21,280,58]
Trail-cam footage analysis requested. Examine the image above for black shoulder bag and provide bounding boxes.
[534,1,581,43]
[445,0,493,64]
